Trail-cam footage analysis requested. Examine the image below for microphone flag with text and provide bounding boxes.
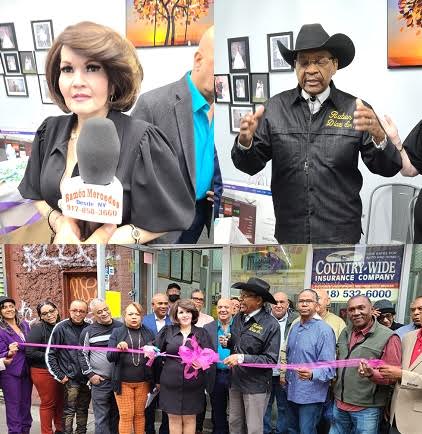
[59,117,123,225]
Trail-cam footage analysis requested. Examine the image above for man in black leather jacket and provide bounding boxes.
[223,277,280,434]
[232,23,402,244]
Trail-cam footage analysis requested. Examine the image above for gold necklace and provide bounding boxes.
[127,328,142,367]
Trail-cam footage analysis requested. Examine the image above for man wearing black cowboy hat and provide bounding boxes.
[222,277,280,434]
[232,23,402,244]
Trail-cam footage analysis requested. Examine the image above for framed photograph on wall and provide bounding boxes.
[0,55,4,74]
[214,74,231,103]
[38,75,53,104]
[0,23,18,51]
[170,250,182,281]
[229,104,253,134]
[182,250,193,283]
[35,51,47,74]
[228,36,250,73]
[2,52,21,75]
[31,20,54,51]
[4,75,28,97]
[19,51,37,74]
[250,72,270,103]
[232,74,250,103]
[267,31,293,72]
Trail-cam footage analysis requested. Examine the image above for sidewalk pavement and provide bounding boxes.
[0,398,96,434]
[0,399,213,433]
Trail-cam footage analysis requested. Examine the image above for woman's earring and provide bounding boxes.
[109,94,115,103]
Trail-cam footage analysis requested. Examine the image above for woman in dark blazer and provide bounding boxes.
[107,302,154,434]
[18,21,194,244]
[153,299,213,434]
[25,301,63,434]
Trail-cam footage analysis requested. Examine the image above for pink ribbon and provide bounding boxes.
[18,342,384,377]
[178,335,219,379]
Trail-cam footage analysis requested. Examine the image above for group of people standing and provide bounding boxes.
[1,280,421,434]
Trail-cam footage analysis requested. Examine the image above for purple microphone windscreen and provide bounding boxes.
[76,117,120,185]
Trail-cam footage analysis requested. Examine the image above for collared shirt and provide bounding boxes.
[272,312,288,376]
[232,82,402,243]
[286,318,336,404]
[301,86,330,114]
[186,72,214,200]
[154,314,166,333]
[410,329,422,366]
[217,319,233,370]
[245,308,262,323]
[196,311,214,328]
[336,319,402,412]
[396,323,419,340]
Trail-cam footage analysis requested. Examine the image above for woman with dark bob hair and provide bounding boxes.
[25,301,63,434]
[152,299,213,434]
[19,21,194,244]
[0,296,32,434]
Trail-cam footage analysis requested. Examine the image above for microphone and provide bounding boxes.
[59,118,124,236]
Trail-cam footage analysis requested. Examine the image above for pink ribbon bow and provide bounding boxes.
[178,335,219,379]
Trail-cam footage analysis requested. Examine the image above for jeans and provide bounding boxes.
[210,369,230,434]
[91,379,119,434]
[329,402,382,434]
[264,376,288,434]
[286,401,323,434]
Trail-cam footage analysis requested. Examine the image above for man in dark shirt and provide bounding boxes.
[46,300,90,434]
[79,298,122,434]
[232,23,402,244]
[223,277,280,434]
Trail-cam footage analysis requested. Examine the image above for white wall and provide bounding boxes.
[0,0,197,131]
[215,0,422,241]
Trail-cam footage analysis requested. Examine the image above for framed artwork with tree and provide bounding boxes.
[126,0,213,47]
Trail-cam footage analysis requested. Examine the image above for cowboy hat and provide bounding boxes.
[232,277,277,304]
[277,23,355,69]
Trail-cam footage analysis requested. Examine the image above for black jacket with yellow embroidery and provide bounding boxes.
[232,82,402,244]
[228,308,280,394]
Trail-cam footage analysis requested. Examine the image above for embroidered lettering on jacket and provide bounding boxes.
[325,110,353,128]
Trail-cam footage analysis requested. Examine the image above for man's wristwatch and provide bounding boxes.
[371,135,387,151]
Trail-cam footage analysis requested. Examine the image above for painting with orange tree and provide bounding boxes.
[126,0,213,47]
[388,0,422,67]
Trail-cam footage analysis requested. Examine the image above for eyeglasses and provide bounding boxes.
[70,309,87,314]
[192,297,204,302]
[40,308,56,317]
[295,57,334,70]
[240,293,257,300]
[379,313,394,320]
[297,299,317,305]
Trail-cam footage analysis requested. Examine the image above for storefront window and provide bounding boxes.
[156,247,223,318]
[230,245,308,302]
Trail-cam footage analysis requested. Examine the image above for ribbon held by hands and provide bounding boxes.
[178,335,219,379]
